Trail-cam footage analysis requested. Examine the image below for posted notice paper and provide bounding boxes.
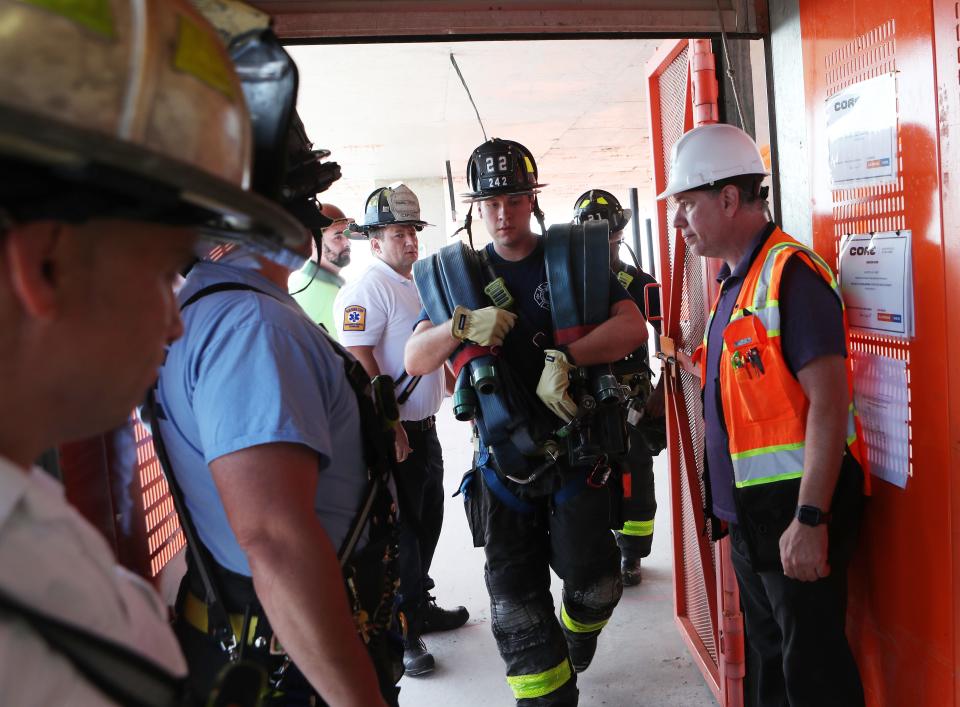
[851,351,910,489]
[839,230,914,339]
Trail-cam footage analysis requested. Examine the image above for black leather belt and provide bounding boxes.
[402,416,436,432]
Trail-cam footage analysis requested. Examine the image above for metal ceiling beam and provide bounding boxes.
[251,1,767,41]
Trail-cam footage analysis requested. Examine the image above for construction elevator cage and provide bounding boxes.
[48,1,960,705]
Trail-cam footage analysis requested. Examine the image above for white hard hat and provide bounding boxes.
[0,0,307,268]
[657,123,769,200]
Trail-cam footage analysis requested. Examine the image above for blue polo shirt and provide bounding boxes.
[703,224,846,522]
[156,261,368,576]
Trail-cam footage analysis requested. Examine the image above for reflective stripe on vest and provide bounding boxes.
[506,659,573,699]
[703,228,868,490]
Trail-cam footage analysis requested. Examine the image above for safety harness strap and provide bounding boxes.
[479,461,536,514]
[0,589,186,707]
[146,386,238,657]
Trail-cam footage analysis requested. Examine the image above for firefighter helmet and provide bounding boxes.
[657,123,768,200]
[349,184,432,239]
[463,138,547,201]
[571,190,632,234]
[0,0,307,268]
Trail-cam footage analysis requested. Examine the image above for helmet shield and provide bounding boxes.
[350,183,432,238]
[571,189,631,233]
[464,138,548,201]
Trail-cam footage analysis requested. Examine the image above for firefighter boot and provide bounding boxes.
[621,556,643,586]
[403,637,435,677]
[420,594,469,634]
[563,631,598,674]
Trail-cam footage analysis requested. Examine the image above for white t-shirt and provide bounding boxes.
[0,456,187,706]
[334,258,445,422]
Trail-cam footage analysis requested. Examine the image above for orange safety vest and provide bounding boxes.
[700,228,870,494]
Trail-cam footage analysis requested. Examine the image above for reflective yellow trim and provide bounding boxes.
[617,271,635,289]
[561,604,608,634]
[596,196,609,204]
[174,14,237,99]
[22,0,115,37]
[523,156,535,173]
[731,441,804,461]
[734,471,803,488]
[621,520,654,537]
[506,659,572,699]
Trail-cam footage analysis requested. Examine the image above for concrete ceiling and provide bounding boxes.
[289,37,668,237]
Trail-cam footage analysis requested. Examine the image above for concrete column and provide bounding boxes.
[768,0,813,246]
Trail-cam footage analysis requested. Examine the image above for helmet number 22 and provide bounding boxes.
[486,155,509,173]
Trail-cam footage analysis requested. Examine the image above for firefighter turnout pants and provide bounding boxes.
[615,429,657,559]
[467,462,623,706]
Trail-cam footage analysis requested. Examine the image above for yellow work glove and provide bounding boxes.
[536,349,578,423]
[450,305,517,347]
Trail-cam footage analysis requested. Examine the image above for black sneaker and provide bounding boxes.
[420,595,469,634]
[565,633,598,674]
[403,638,435,677]
[621,557,643,586]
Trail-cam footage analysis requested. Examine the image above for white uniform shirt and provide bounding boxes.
[0,456,186,706]
[335,257,445,422]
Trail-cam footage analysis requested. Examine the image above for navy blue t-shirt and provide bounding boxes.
[703,224,846,523]
[417,239,632,399]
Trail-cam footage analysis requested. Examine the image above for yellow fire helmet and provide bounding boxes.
[0,0,308,269]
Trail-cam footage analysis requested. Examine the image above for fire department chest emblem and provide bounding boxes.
[534,282,551,310]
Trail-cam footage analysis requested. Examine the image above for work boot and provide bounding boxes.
[403,638,435,677]
[564,632,598,674]
[621,556,643,586]
[420,594,469,634]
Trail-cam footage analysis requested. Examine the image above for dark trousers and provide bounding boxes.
[474,466,622,706]
[395,423,446,641]
[729,523,865,707]
[615,431,657,559]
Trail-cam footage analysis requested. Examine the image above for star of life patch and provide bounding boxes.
[343,305,366,331]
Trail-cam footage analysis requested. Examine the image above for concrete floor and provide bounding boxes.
[399,400,717,707]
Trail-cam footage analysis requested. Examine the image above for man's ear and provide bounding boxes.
[5,221,62,319]
[719,184,741,215]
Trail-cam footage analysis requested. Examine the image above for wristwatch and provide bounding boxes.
[796,505,832,526]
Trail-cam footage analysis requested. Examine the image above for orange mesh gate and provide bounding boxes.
[647,38,745,706]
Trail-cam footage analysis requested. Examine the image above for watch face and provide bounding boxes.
[797,505,821,526]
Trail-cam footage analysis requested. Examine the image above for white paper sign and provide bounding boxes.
[851,352,910,489]
[826,73,898,187]
[839,231,914,339]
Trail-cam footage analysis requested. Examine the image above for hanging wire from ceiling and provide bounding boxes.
[450,53,488,141]
[714,0,747,131]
